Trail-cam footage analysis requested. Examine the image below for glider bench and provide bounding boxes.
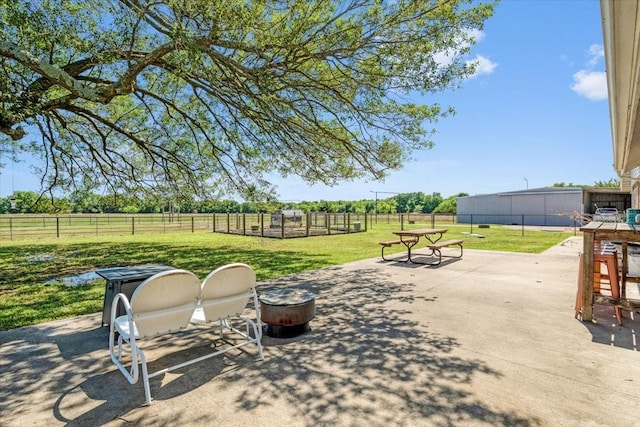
[109,264,264,406]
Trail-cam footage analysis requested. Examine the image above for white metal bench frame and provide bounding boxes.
[108,265,264,406]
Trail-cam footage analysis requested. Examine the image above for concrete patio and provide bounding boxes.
[2,237,640,426]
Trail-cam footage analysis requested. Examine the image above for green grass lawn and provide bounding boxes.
[0,222,576,330]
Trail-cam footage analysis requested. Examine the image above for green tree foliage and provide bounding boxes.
[433,192,468,213]
[553,179,620,189]
[593,178,621,188]
[0,190,470,214]
[0,0,495,200]
[393,191,442,213]
[0,190,70,213]
[552,182,583,188]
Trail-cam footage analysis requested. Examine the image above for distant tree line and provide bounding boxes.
[1,178,621,215]
[0,191,468,215]
[552,178,620,188]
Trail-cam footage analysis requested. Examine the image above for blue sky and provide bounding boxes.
[269,0,614,202]
[0,0,613,202]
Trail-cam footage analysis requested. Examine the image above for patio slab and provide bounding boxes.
[2,237,640,426]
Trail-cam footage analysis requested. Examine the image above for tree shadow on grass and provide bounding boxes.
[0,241,332,329]
[0,240,332,286]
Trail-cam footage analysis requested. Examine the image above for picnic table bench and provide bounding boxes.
[379,237,418,261]
[425,239,464,265]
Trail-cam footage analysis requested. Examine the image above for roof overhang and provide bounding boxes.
[601,0,640,177]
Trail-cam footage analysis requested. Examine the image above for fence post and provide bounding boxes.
[260,213,264,237]
[131,217,135,235]
[326,213,330,235]
[9,218,12,241]
[306,212,310,237]
[227,212,230,233]
[192,216,195,233]
[522,214,525,237]
[281,213,285,239]
[56,217,60,238]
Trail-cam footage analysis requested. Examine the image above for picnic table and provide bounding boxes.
[379,228,450,264]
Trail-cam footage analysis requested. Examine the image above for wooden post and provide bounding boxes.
[260,213,264,237]
[622,242,628,298]
[326,213,330,235]
[581,229,595,321]
[242,213,246,235]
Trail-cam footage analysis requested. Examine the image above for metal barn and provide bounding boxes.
[456,187,584,226]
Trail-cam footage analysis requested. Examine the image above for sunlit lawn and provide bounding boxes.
[0,222,576,330]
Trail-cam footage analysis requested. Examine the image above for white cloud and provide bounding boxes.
[434,29,487,68]
[571,44,607,101]
[571,70,608,101]
[465,54,497,78]
[465,28,485,44]
[587,43,604,66]
[431,29,497,81]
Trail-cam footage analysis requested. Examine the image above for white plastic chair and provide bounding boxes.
[108,269,201,405]
[191,263,264,361]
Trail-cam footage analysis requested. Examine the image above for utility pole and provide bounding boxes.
[369,190,400,225]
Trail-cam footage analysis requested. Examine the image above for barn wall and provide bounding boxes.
[457,190,583,226]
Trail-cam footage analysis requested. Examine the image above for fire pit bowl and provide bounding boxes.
[259,288,315,338]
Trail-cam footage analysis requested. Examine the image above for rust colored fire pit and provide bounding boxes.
[259,288,315,338]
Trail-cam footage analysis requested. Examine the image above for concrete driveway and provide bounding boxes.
[2,237,640,426]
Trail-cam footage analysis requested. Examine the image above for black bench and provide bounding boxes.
[425,239,464,265]
[379,238,418,261]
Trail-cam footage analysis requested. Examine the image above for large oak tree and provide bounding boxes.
[0,0,494,199]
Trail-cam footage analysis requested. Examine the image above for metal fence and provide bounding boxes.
[369,213,457,228]
[213,212,367,238]
[0,212,581,241]
[0,212,368,241]
[456,212,583,227]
